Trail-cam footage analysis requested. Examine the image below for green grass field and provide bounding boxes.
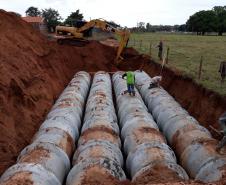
[128,33,226,95]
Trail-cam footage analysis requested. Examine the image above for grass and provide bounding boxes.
[128,32,226,95]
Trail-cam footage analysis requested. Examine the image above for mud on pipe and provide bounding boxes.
[66,71,126,185]
[0,71,91,185]
[112,71,188,184]
[134,70,226,183]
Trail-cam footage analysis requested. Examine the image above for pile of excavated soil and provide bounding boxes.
[0,10,144,175]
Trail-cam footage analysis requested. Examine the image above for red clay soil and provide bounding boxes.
[132,163,187,184]
[0,10,139,175]
[18,147,50,164]
[73,165,131,185]
[2,172,34,185]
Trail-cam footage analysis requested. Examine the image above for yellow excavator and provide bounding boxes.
[55,19,130,65]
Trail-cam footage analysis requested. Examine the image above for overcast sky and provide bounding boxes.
[1,0,226,27]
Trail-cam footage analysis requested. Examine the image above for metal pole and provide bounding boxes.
[198,56,203,79]
[166,47,170,64]
[140,40,142,49]
[149,42,152,57]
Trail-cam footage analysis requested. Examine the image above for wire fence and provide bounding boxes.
[127,37,226,95]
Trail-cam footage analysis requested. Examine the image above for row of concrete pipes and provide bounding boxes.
[134,71,226,183]
[112,72,188,184]
[1,71,226,184]
[66,71,126,184]
[0,72,91,185]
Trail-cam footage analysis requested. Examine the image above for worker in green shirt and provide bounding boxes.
[216,112,226,152]
[122,71,135,96]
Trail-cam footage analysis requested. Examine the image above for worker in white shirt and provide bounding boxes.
[148,76,162,89]
[216,112,226,152]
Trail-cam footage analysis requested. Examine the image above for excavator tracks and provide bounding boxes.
[57,38,90,47]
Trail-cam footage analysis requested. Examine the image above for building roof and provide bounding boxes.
[22,16,44,23]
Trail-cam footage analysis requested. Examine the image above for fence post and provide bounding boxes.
[166,47,170,64]
[220,61,226,85]
[140,40,142,49]
[198,56,203,79]
[149,42,152,57]
[133,39,135,46]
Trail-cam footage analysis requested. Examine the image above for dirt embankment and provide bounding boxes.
[0,10,133,175]
[141,60,226,139]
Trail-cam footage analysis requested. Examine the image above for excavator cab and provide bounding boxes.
[74,20,87,28]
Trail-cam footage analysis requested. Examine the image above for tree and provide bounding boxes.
[137,22,146,32]
[42,8,62,32]
[146,23,151,31]
[213,6,226,36]
[64,10,83,26]
[178,24,186,32]
[186,10,217,35]
[25,7,41,17]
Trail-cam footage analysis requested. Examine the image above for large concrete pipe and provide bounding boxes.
[17,142,70,183]
[0,163,61,185]
[66,72,126,185]
[0,72,91,185]
[78,127,121,148]
[112,71,188,184]
[135,70,226,183]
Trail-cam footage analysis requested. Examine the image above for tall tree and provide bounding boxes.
[25,7,41,17]
[213,6,226,36]
[64,10,84,26]
[178,24,186,32]
[42,8,62,32]
[186,10,217,35]
[146,23,151,31]
[137,22,146,32]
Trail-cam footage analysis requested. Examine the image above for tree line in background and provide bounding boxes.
[132,6,226,35]
[25,6,84,32]
[130,22,186,33]
[24,5,226,35]
[187,6,226,35]
[25,7,120,33]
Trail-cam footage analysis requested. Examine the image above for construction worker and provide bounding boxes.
[216,112,226,152]
[122,71,135,96]
[148,76,162,89]
[157,40,163,61]
[219,61,226,83]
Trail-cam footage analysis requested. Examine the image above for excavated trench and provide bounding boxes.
[140,61,226,140]
[1,10,226,185]
[1,71,225,185]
